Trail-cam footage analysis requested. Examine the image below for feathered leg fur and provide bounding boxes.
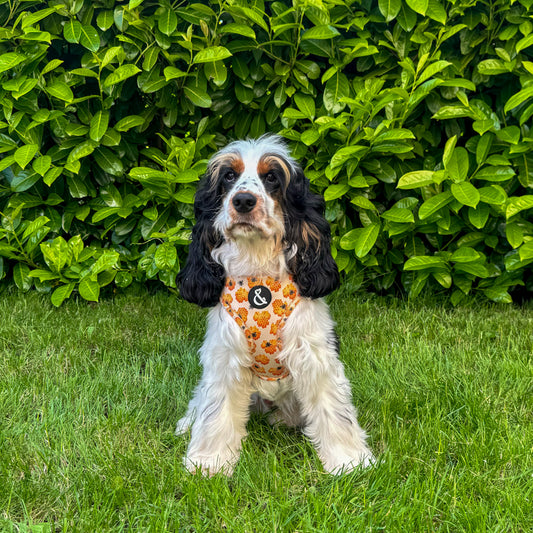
[281,299,374,474]
[176,308,254,475]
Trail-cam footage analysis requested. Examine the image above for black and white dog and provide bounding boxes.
[176,135,373,475]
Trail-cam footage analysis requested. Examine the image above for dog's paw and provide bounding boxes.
[321,447,375,475]
[183,451,237,477]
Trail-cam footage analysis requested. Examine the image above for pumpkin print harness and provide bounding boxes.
[221,276,300,381]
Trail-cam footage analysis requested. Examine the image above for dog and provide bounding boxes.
[176,135,374,475]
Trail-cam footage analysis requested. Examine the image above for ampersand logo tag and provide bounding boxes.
[248,286,271,309]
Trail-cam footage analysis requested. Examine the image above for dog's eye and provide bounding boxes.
[265,172,277,184]
[224,170,237,183]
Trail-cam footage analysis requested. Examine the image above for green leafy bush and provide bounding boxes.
[0,0,532,305]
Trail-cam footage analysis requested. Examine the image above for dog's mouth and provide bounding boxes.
[229,220,262,236]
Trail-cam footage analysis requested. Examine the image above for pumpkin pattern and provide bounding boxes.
[221,275,301,381]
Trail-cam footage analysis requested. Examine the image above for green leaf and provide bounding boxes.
[351,196,377,211]
[13,262,32,291]
[301,129,320,146]
[496,126,520,145]
[451,182,480,208]
[454,261,489,278]
[204,61,227,87]
[67,140,97,163]
[476,133,493,165]
[442,135,457,167]
[451,247,481,263]
[324,183,350,201]
[193,46,232,64]
[32,155,52,176]
[80,25,100,52]
[374,129,415,143]
[301,25,341,40]
[506,195,533,219]
[519,241,533,262]
[445,147,469,182]
[418,191,454,220]
[41,59,63,76]
[40,237,70,272]
[294,94,315,119]
[97,10,114,31]
[477,59,510,75]
[479,185,507,205]
[406,0,428,15]
[354,223,380,258]
[381,207,415,223]
[397,170,435,189]
[158,8,178,36]
[219,23,256,39]
[0,53,25,73]
[417,60,451,85]
[433,271,451,288]
[504,86,533,114]
[115,115,145,131]
[404,256,446,270]
[94,148,124,177]
[63,19,82,43]
[426,0,447,24]
[11,171,40,192]
[163,66,187,81]
[330,146,366,169]
[21,6,59,29]
[51,283,75,307]
[46,82,74,102]
[505,223,523,249]
[103,64,141,88]
[323,72,350,113]
[89,111,109,142]
[468,204,489,229]
[79,278,100,302]
[475,166,515,182]
[183,85,212,108]
[378,0,402,22]
[14,144,39,169]
[154,242,177,269]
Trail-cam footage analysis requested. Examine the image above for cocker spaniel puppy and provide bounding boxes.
[176,135,373,475]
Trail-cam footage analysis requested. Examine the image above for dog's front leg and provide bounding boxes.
[285,303,374,474]
[180,313,254,476]
[183,367,253,476]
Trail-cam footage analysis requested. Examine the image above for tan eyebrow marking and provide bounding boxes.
[257,155,291,188]
[208,153,244,187]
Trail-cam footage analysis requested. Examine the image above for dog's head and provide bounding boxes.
[178,135,339,307]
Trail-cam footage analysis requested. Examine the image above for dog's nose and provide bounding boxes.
[232,192,257,213]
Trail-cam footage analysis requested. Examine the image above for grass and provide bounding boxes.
[0,288,532,532]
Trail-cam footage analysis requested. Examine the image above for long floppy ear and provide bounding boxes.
[178,175,225,307]
[284,166,340,298]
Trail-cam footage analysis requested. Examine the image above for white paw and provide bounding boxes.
[183,451,238,477]
[321,447,375,475]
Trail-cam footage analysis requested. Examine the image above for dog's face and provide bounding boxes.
[209,140,293,242]
[178,135,340,307]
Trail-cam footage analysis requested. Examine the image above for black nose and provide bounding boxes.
[232,192,257,213]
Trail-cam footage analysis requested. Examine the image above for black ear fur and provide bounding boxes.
[284,167,340,298]
[178,176,225,307]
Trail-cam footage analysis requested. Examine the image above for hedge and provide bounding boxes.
[0,0,532,306]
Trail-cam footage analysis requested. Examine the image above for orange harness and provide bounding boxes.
[220,275,300,381]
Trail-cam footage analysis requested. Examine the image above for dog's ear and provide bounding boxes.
[284,166,340,298]
[178,176,225,307]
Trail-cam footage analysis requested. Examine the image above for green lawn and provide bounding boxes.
[0,289,531,532]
